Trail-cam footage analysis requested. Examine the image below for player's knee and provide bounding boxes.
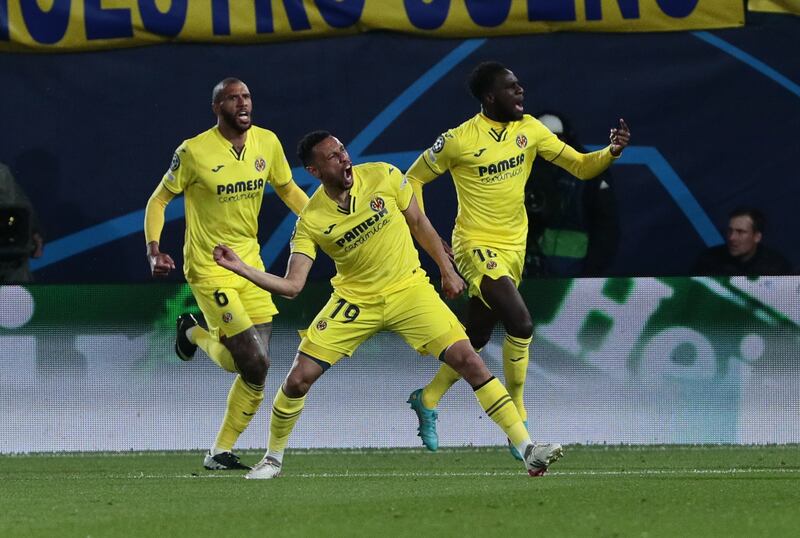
[283,370,312,397]
[239,350,269,385]
[506,316,533,339]
[461,356,490,385]
[445,344,489,384]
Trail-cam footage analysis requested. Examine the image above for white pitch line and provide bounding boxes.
[10,468,799,481]
[97,467,800,480]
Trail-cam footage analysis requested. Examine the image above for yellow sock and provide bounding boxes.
[192,327,237,373]
[474,377,529,447]
[503,333,531,422]
[421,363,461,409]
[213,375,264,452]
[268,387,306,453]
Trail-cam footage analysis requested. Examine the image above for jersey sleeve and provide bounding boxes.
[267,133,293,188]
[404,130,459,213]
[388,164,413,211]
[161,142,193,194]
[530,118,567,162]
[529,117,614,180]
[552,144,615,180]
[418,130,460,177]
[289,215,317,261]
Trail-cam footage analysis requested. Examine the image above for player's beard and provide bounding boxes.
[221,109,252,134]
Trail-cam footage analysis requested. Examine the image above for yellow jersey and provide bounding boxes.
[407,112,615,251]
[290,162,426,302]
[162,125,293,286]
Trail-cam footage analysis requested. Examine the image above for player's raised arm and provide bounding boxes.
[540,119,631,180]
[402,195,465,299]
[144,182,177,277]
[213,244,312,299]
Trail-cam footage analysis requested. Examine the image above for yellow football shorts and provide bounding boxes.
[190,277,278,339]
[298,278,467,367]
[454,244,524,302]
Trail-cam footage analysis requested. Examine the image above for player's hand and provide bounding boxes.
[440,268,466,299]
[609,118,630,156]
[149,252,175,277]
[213,244,243,274]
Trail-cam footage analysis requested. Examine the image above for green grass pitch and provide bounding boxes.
[2,445,798,537]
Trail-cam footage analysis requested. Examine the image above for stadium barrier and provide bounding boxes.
[1,275,798,453]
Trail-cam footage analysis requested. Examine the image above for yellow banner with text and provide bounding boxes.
[1,0,745,52]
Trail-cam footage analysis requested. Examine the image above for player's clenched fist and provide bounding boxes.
[213,244,244,274]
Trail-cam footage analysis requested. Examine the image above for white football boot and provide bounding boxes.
[524,443,563,477]
[245,457,282,480]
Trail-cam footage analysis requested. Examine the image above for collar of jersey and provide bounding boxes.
[477,112,513,130]
[211,125,248,153]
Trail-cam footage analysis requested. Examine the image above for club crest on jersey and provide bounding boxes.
[170,152,181,171]
[222,312,233,323]
[516,134,528,149]
[486,260,497,270]
[316,320,328,331]
[254,157,266,172]
[370,197,385,212]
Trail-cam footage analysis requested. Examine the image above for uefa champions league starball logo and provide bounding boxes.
[432,135,445,153]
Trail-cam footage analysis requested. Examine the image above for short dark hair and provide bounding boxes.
[729,207,765,234]
[297,130,332,167]
[212,77,244,104]
[467,61,509,102]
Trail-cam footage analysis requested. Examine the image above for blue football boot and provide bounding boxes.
[407,388,438,451]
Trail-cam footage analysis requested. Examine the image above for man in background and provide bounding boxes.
[693,207,792,276]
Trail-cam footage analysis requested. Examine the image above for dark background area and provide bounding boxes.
[1,13,798,283]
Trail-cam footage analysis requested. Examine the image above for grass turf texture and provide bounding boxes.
[1,445,798,537]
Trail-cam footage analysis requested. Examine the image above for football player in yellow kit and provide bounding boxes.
[405,62,630,459]
[213,130,563,479]
[144,78,308,470]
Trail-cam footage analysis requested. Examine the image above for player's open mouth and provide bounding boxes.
[237,111,250,122]
[514,102,524,113]
[344,165,353,181]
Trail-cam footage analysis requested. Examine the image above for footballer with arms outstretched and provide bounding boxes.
[405,61,630,459]
[214,130,563,479]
